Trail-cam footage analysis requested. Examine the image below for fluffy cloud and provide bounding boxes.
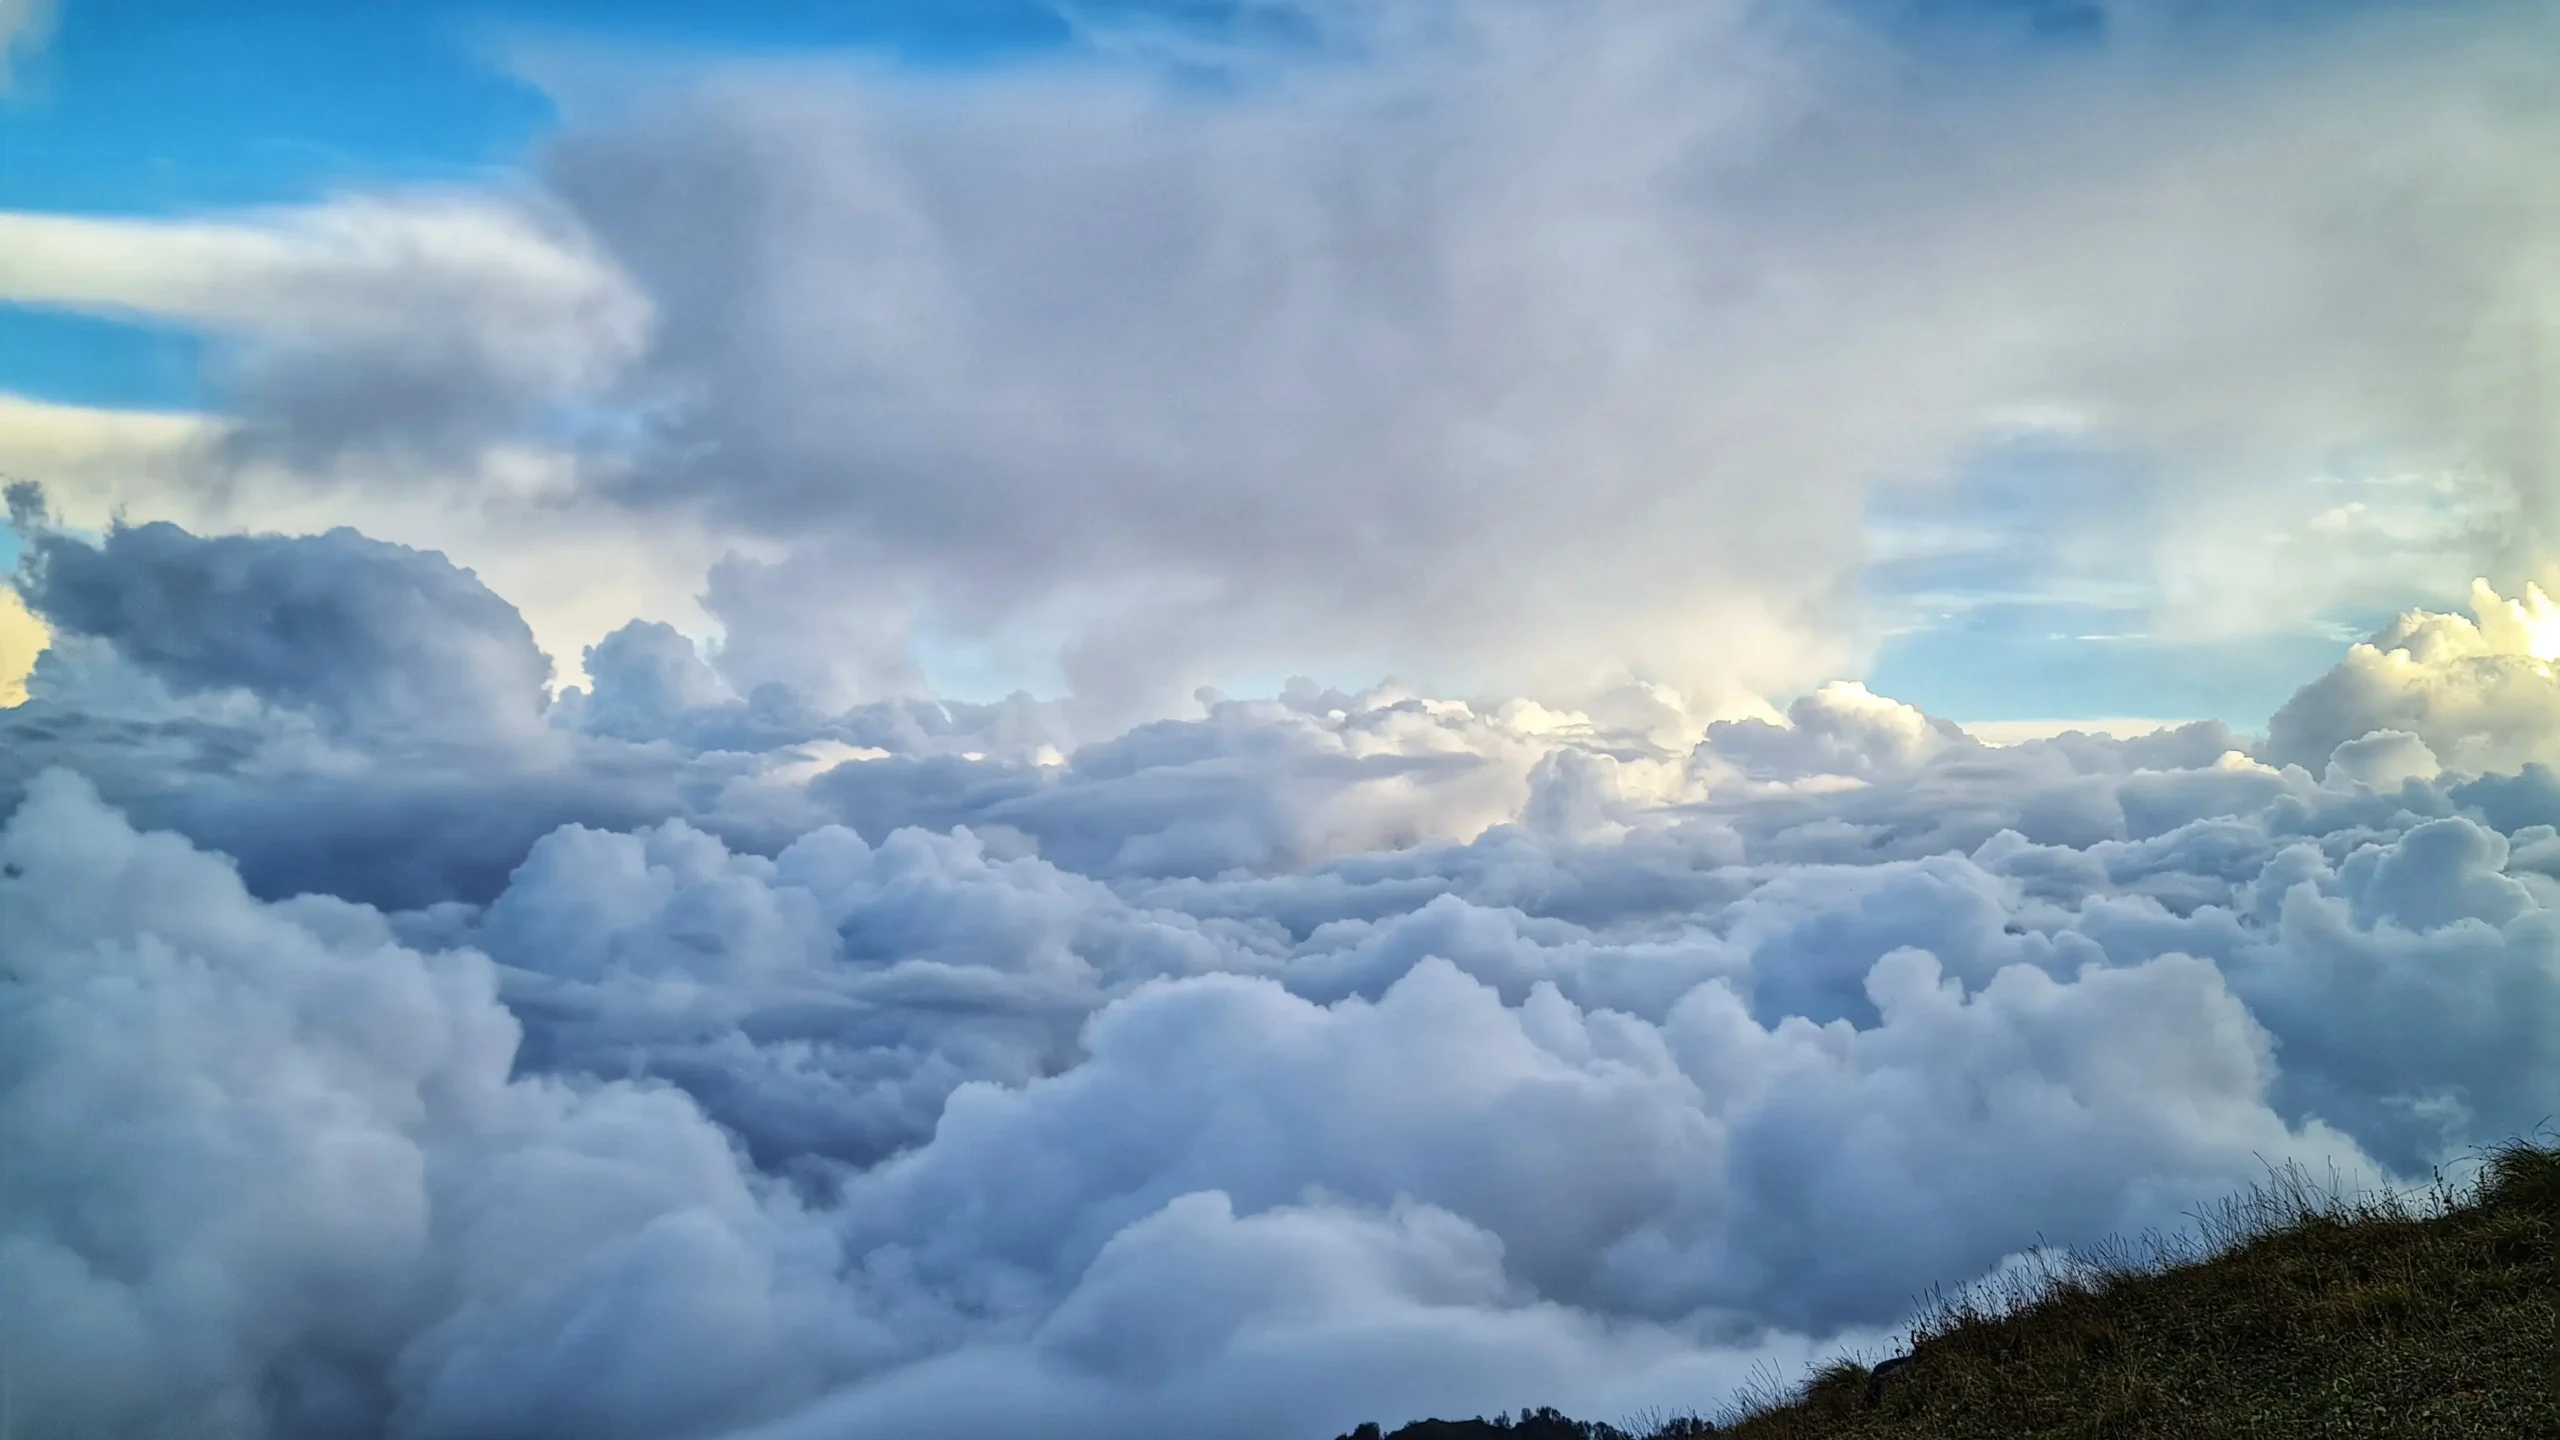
[0,511,1680,906]
[16,518,555,743]
[13,506,2560,1437]
[0,770,867,1440]
[0,508,682,905]
[2266,579,2560,774]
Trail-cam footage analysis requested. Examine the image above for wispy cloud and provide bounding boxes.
[0,0,53,92]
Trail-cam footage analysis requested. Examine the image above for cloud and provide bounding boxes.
[575,618,736,738]
[17,1,2559,715]
[0,511,1682,907]
[0,394,218,502]
[15,520,2560,1424]
[466,0,2560,704]
[32,661,2553,1437]
[479,810,1245,1168]
[0,0,51,91]
[0,582,42,705]
[0,392,723,695]
[2266,580,2560,774]
[14,519,2560,1436]
[0,197,648,460]
[0,770,870,1440]
[15,517,557,743]
[0,210,701,689]
[0,507,680,906]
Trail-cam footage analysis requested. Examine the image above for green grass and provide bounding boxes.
[1336,1139,2560,1440]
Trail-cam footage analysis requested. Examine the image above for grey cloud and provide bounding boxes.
[481,813,1252,1168]
[0,515,674,906]
[0,512,1663,911]
[700,548,930,713]
[467,0,2560,708]
[0,197,648,465]
[577,618,737,740]
[2222,817,2560,1171]
[0,771,866,1440]
[16,518,554,744]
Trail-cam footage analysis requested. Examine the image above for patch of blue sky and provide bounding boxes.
[1858,435,2356,728]
[0,1,552,213]
[1862,437,2160,614]
[1863,602,2360,732]
[1850,0,2110,46]
[0,0,1102,218]
[0,306,208,410]
[1855,0,2405,49]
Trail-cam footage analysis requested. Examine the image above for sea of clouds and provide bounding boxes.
[6,498,2560,1440]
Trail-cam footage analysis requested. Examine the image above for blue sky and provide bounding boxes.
[0,0,2486,728]
[0,2,1079,211]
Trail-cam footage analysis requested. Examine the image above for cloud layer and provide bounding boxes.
[8,506,2560,1439]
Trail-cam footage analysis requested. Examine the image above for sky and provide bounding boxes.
[4,0,2542,726]
[4,3,2560,1439]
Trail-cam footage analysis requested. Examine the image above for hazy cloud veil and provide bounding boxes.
[5,1,2560,1438]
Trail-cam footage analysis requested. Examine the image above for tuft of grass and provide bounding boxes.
[1332,1138,2559,1440]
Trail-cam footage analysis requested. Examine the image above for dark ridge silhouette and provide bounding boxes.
[1333,1405,1715,1440]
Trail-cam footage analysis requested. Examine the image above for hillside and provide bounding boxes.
[1334,1140,2559,1440]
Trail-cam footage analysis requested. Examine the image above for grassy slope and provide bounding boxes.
[1336,1141,2559,1440]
